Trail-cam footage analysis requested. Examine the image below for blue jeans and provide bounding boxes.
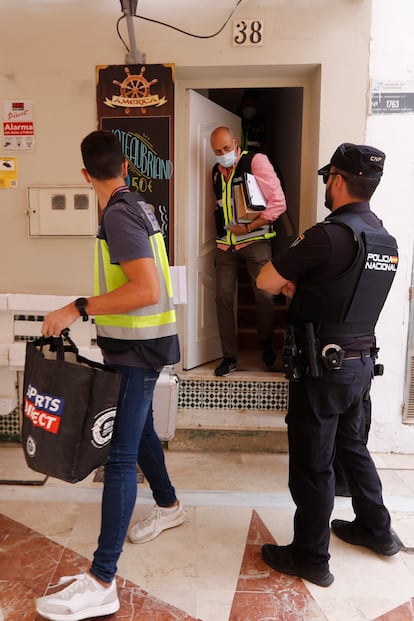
[91,365,177,583]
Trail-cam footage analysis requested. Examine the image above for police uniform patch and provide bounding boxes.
[139,201,161,234]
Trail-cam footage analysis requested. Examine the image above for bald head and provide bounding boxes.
[210,127,238,157]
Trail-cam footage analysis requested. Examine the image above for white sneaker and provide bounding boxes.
[128,501,186,544]
[35,573,119,621]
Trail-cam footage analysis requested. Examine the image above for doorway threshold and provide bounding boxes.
[179,349,285,380]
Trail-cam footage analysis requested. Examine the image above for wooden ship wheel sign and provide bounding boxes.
[113,67,158,113]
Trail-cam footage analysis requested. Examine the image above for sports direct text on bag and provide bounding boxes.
[24,384,63,434]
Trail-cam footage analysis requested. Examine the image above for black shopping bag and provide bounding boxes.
[21,332,121,483]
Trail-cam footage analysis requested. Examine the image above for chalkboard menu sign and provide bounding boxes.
[96,64,174,259]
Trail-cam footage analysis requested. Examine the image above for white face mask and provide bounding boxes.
[216,150,237,168]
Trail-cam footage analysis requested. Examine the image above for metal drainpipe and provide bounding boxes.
[120,0,145,64]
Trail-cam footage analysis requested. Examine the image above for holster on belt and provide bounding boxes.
[282,326,304,381]
[305,323,323,377]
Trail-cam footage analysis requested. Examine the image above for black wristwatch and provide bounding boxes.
[74,297,89,322]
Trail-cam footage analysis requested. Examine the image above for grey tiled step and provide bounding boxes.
[171,406,288,454]
[172,355,289,452]
[176,408,287,432]
[170,424,288,453]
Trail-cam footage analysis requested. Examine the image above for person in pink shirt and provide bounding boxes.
[210,126,286,376]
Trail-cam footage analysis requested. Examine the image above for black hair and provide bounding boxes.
[334,167,381,200]
[80,130,125,180]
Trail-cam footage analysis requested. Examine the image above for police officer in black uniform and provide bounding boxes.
[256,143,400,587]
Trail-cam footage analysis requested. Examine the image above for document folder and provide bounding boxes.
[234,173,267,222]
[243,172,267,210]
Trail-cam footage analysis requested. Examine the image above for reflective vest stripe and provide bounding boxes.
[149,235,174,299]
[96,309,176,328]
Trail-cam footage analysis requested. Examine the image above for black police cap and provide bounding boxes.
[318,142,385,178]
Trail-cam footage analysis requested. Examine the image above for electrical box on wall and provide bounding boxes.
[27,186,97,236]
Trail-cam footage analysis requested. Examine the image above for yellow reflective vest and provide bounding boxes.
[94,192,179,366]
[212,151,275,246]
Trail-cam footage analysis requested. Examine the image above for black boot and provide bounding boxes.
[261,543,334,587]
[331,519,400,556]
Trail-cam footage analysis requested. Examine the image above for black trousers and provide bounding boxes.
[215,241,275,359]
[286,356,391,568]
[334,389,371,488]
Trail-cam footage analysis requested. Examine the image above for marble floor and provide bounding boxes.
[0,444,414,621]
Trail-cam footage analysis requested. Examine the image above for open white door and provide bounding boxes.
[182,90,241,370]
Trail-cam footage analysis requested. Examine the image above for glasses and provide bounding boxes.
[321,172,338,184]
[320,171,350,185]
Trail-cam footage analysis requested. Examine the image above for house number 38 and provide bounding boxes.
[233,19,264,47]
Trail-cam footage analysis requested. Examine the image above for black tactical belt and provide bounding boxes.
[343,350,372,359]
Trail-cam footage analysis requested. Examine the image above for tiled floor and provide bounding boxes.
[0,444,414,620]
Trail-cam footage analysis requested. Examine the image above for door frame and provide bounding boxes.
[173,64,322,371]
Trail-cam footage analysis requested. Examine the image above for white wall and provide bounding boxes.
[2,0,412,451]
[0,0,372,293]
[366,0,414,452]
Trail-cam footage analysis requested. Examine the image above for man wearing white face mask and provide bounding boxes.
[210,126,286,376]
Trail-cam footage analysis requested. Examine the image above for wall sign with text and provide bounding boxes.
[370,80,414,114]
[233,19,264,47]
[3,101,35,151]
[96,64,175,259]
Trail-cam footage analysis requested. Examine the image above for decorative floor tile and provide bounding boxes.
[230,510,328,621]
[373,599,414,621]
[0,514,201,621]
[178,378,288,411]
